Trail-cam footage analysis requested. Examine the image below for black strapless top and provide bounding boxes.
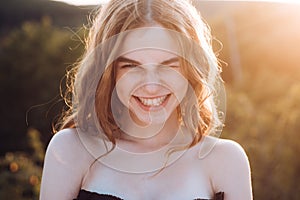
[74,189,224,200]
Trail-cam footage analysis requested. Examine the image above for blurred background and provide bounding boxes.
[0,0,299,199]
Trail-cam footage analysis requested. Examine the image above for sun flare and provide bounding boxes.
[53,0,300,6]
[52,0,109,6]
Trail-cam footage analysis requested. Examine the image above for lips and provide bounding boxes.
[134,95,170,107]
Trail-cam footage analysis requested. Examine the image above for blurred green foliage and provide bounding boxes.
[223,70,300,199]
[0,1,299,200]
[0,0,91,34]
[0,17,85,154]
[0,128,44,200]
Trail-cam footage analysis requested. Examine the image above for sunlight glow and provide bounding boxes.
[53,0,300,6]
[250,0,300,3]
[52,0,109,6]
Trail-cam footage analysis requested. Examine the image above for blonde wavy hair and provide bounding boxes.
[56,0,223,150]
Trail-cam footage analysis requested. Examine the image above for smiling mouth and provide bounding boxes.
[134,95,170,107]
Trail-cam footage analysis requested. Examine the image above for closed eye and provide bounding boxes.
[169,64,180,68]
[161,64,180,69]
[116,56,141,69]
[120,63,139,68]
[161,57,180,67]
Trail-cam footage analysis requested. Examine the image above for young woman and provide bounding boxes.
[40,0,252,199]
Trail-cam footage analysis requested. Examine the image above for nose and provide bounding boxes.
[142,83,161,95]
[142,65,161,95]
[143,64,160,81]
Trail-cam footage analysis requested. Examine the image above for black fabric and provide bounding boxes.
[74,190,123,200]
[74,189,224,200]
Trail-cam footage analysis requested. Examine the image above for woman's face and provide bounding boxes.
[114,27,188,126]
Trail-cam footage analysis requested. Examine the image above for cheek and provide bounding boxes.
[115,72,138,106]
[174,77,189,103]
[161,69,189,102]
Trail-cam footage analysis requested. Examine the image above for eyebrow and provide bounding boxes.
[116,56,179,65]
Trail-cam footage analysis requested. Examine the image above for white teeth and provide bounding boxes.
[138,95,167,107]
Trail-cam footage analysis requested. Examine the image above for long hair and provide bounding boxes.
[56,0,223,150]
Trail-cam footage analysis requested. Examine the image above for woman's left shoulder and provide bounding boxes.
[213,138,249,160]
[201,137,253,199]
[200,137,250,169]
[196,136,249,163]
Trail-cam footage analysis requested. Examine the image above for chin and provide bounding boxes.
[129,105,178,127]
[131,112,168,126]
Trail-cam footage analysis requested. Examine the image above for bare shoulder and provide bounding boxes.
[212,137,249,162]
[201,136,253,199]
[202,136,251,173]
[198,136,248,162]
[40,128,94,200]
[47,128,78,149]
[45,129,89,163]
[47,128,85,154]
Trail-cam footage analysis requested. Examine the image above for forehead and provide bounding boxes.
[119,26,180,56]
[118,49,179,64]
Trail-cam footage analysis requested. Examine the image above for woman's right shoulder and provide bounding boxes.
[46,128,94,165]
[49,128,78,144]
[49,128,80,145]
[40,128,95,199]
[48,128,80,151]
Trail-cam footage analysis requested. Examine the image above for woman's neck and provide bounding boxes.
[117,111,183,152]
